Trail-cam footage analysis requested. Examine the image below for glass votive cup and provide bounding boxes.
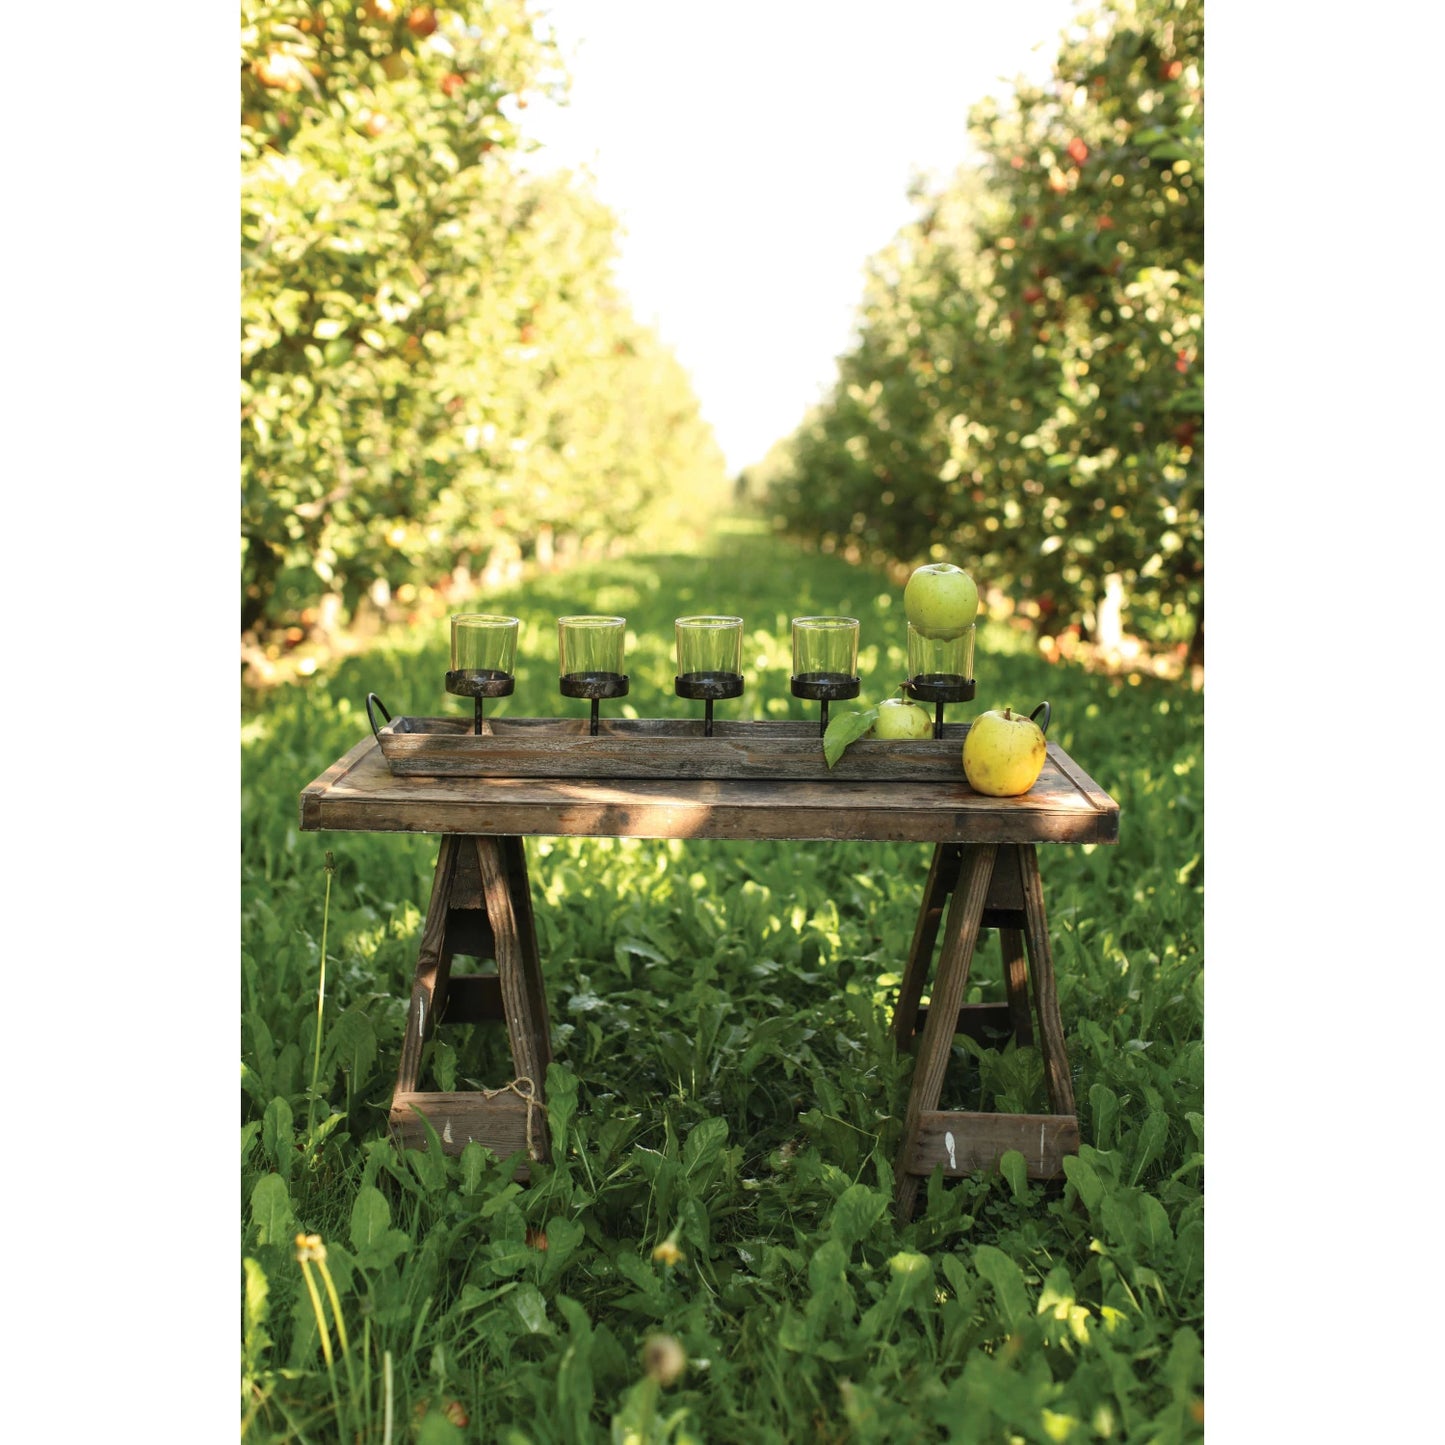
[449,613,520,676]
[557,614,627,682]
[790,616,860,733]
[906,622,975,685]
[675,615,744,735]
[791,616,860,682]
[675,615,744,681]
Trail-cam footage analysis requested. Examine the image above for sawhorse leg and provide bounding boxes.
[389,834,552,1170]
[892,842,1078,1222]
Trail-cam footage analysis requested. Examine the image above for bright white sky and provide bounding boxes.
[522,0,1084,474]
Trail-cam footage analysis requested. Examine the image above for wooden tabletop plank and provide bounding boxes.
[300,735,1119,845]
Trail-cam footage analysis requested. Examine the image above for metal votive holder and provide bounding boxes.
[675,615,744,737]
[447,613,519,733]
[558,615,629,735]
[904,622,976,736]
[790,616,861,735]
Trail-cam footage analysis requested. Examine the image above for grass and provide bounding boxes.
[242,517,1204,1442]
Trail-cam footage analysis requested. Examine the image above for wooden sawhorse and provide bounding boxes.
[387,834,551,1172]
[890,841,1078,1222]
[385,832,1079,1221]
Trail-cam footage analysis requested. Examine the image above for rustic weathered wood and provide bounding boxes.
[390,1088,540,1166]
[1019,844,1075,1116]
[447,837,486,911]
[440,907,495,964]
[907,1111,1079,1180]
[893,844,997,1223]
[990,846,1035,1047]
[432,838,496,960]
[474,837,551,1162]
[999,926,1035,1047]
[891,842,961,1048]
[395,835,463,1096]
[502,835,551,1067]
[377,714,982,783]
[300,735,1119,845]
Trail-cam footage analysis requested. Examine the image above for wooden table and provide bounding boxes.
[300,731,1119,1220]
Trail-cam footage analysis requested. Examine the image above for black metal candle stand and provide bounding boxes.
[675,670,745,738]
[905,673,976,738]
[446,668,516,734]
[559,671,630,735]
[791,672,862,736]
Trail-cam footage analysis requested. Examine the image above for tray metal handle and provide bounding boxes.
[366,692,393,742]
[1029,700,1051,736]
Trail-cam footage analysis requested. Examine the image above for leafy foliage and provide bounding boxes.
[756,0,1203,658]
[242,524,1203,1440]
[241,1,729,639]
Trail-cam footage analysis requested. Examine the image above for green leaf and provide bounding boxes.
[243,1256,270,1337]
[262,1096,293,1180]
[350,1185,392,1252]
[823,707,878,768]
[546,1062,579,1151]
[1129,1110,1170,1186]
[614,1251,665,1301]
[248,1173,295,1247]
[1062,1153,1104,1213]
[998,1149,1029,1201]
[828,1182,888,1252]
[973,1243,1031,1329]
[416,1413,464,1445]
[540,1216,586,1286]
[682,1115,728,1173]
[511,1282,552,1335]
[1139,1193,1173,1254]
[1165,1325,1204,1397]
[1089,1083,1120,1150]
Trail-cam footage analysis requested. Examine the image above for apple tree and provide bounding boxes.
[759,0,1203,659]
[241,1,727,639]
[969,0,1203,657]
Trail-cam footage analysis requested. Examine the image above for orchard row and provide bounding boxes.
[241,1,730,641]
[748,0,1203,662]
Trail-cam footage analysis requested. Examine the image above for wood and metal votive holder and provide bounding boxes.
[675,615,744,737]
[904,622,976,736]
[448,613,520,734]
[790,615,861,735]
[558,615,629,735]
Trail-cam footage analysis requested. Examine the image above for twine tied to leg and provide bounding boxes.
[479,1075,542,1160]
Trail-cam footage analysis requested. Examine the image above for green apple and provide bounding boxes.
[962,706,1047,796]
[904,563,979,640]
[872,696,933,739]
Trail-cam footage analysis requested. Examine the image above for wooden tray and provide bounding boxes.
[374,714,980,782]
